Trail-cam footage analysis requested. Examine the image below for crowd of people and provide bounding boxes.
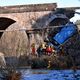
[31,42,56,57]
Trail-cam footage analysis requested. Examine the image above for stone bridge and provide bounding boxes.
[0,3,58,56]
[0,3,80,56]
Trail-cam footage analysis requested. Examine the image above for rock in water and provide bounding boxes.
[0,52,6,68]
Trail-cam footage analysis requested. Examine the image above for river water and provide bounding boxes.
[20,69,80,80]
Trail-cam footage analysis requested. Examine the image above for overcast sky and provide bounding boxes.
[0,0,80,7]
[0,0,80,22]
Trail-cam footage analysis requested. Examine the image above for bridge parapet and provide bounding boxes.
[0,3,57,13]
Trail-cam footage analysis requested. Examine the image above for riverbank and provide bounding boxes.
[0,54,80,80]
[16,53,80,70]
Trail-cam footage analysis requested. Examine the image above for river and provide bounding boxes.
[20,69,80,80]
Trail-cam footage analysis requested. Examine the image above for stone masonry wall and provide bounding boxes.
[0,3,57,56]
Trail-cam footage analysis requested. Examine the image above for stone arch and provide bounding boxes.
[0,17,29,56]
[0,17,16,38]
[45,14,69,27]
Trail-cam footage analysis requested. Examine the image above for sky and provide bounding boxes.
[0,0,80,7]
[0,0,80,22]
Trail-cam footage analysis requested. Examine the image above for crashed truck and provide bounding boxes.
[45,9,79,53]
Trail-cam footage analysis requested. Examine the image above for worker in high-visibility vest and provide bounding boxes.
[42,42,46,55]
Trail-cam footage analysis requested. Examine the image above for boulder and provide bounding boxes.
[0,52,6,68]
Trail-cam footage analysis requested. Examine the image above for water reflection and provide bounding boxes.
[21,69,80,80]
